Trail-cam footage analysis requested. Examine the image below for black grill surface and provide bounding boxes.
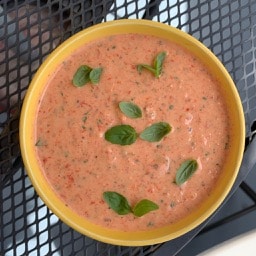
[1,1,256,255]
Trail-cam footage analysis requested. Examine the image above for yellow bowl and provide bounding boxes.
[20,19,245,246]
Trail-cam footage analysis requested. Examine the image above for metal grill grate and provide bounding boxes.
[1,1,256,255]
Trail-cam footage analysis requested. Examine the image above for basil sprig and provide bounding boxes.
[104,125,137,145]
[137,51,166,78]
[103,191,159,217]
[175,159,198,185]
[73,65,103,87]
[105,122,171,145]
[140,122,171,142]
[119,101,142,119]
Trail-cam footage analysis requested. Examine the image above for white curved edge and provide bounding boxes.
[198,229,256,256]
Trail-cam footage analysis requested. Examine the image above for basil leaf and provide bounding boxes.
[105,125,137,145]
[175,159,198,185]
[89,67,103,84]
[73,65,92,87]
[133,199,159,217]
[119,101,142,119]
[137,64,156,76]
[137,52,166,77]
[140,122,171,142]
[103,191,132,215]
[154,52,166,78]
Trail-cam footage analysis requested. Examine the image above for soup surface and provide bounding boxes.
[35,33,230,231]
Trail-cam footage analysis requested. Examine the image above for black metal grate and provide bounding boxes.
[1,1,256,255]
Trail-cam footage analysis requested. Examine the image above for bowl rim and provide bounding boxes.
[19,19,245,246]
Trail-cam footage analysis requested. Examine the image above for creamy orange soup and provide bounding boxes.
[35,33,230,231]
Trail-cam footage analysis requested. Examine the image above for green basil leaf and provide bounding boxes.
[175,159,198,185]
[89,67,103,84]
[35,138,46,146]
[154,52,166,78]
[140,122,171,142]
[119,101,142,119]
[103,191,132,215]
[105,125,137,145]
[137,52,166,78]
[137,64,156,76]
[72,65,92,87]
[133,199,159,217]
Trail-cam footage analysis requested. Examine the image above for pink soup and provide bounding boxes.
[35,33,230,231]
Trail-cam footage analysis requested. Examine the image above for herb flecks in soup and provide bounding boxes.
[35,33,230,231]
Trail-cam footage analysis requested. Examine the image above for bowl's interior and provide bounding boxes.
[20,19,245,246]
